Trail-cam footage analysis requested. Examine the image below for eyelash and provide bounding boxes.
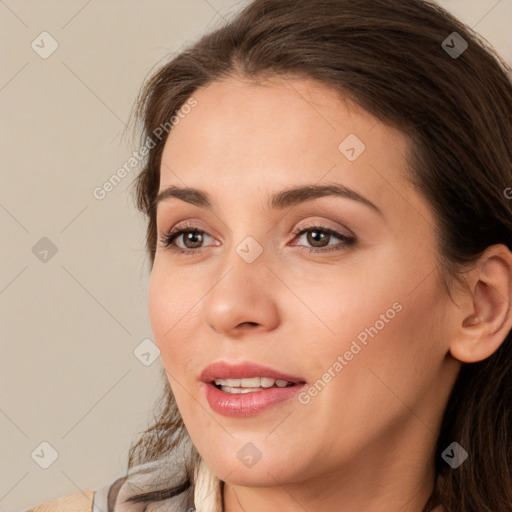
[158,220,356,255]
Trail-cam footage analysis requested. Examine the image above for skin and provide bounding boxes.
[148,76,512,512]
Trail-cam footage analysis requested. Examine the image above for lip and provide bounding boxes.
[200,361,307,417]
[200,361,305,383]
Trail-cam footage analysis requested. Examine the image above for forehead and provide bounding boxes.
[161,76,403,182]
[164,76,382,156]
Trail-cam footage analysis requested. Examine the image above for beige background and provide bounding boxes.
[1,1,510,511]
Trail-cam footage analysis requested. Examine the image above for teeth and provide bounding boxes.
[239,377,261,388]
[220,386,262,394]
[213,377,294,390]
[260,377,275,388]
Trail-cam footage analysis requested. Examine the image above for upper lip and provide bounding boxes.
[200,361,306,384]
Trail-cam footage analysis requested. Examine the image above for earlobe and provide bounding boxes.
[449,244,512,364]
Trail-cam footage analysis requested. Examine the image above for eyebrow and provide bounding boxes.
[154,183,383,216]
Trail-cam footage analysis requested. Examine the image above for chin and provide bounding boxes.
[198,443,309,486]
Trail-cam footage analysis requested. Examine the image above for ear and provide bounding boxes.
[449,244,512,363]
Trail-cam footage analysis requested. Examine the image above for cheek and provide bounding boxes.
[301,282,446,463]
[147,271,215,441]
[148,267,197,370]
[327,272,446,411]
[310,263,446,404]
[148,269,172,348]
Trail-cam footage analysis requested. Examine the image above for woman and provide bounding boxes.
[28,0,512,511]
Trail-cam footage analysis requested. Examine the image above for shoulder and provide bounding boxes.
[25,490,94,512]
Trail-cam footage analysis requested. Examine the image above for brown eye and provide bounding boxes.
[161,229,210,251]
[305,229,330,248]
[158,222,214,254]
[180,231,204,249]
[290,225,356,253]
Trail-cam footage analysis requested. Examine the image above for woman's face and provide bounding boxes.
[149,76,459,495]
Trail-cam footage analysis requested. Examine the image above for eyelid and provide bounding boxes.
[290,219,355,239]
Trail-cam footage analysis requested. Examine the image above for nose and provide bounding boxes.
[202,252,281,338]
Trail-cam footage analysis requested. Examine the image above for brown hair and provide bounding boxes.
[125,0,512,510]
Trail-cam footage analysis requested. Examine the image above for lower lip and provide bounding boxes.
[203,382,306,417]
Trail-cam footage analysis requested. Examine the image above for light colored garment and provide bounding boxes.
[26,465,195,512]
[26,440,224,511]
[26,491,94,512]
[92,462,196,512]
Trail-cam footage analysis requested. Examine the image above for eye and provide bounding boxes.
[158,221,216,254]
[289,224,356,253]
[158,222,356,255]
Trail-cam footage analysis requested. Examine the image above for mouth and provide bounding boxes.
[200,361,307,417]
